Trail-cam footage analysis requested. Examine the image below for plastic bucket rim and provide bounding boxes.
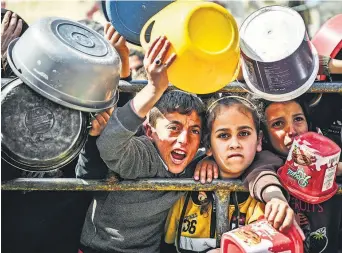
[241,41,319,102]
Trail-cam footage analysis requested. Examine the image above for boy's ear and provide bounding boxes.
[145,123,154,141]
[257,130,263,152]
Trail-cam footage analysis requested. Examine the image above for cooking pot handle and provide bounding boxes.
[140,17,156,49]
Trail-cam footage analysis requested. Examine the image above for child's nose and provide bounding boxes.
[229,136,241,149]
[177,130,188,144]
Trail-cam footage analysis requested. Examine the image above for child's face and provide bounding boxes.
[208,105,262,178]
[265,101,308,156]
[147,111,202,174]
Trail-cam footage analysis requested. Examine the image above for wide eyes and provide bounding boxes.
[217,131,251,139]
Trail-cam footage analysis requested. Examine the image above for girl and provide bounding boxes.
[244,97,342,253]
[163,96,293,253]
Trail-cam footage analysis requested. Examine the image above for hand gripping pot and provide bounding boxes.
[278,132,341,204]
[220,217,305,253]
[240,6,319,102]
[1,78,88,172]
[140,1,240,94]
[7,17,121,112]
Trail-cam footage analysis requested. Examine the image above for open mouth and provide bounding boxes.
[170,149,187,164]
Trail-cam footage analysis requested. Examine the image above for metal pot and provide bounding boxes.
[1,78,89,172]
[7,17,121,112]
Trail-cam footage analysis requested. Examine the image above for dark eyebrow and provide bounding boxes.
[167,121,182,126]
[293,113,305,118]
[215,126,253,133]
[237,126,253,131]
[191,125,201,129]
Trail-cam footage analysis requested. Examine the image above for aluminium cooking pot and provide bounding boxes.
[7,17,121,112]
[1,77,89,172]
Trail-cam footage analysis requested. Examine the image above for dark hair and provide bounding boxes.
[129,49,144,62]
[149,90,205,128]
[204,95,261,148]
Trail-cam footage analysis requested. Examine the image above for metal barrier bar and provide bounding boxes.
[1,178,246,192]
[2,178,342,245]
[119,80,342,93]
[2,178,341,194]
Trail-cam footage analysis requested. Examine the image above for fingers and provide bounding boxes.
[213,164,219,179]
[265,199,295,232]
[13,19,22,38]
[146,35,161,59]
[279,208,294,232]
[105,25,115,41]
[110,31,121,45]
[200,164,208,184]
[272,205,286,230]
[163,53,176,69]
[157,40,170,63]
[147,36,165,62]
[1,11,12,31]
[194,164,201,181]
[95,113,106,126]
[9,12,18,31]
[264,201,272,219]
[206,164,213,183]
[104,22,110,35]
[266,201,279,225]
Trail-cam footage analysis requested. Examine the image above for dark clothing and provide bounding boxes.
[310,93,342,157]
[245,152,342,253]
[77,102,199,253]
[1,158,92,253]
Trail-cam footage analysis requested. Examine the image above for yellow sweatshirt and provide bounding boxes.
[164,191,265,253]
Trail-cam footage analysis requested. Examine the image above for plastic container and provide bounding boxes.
[278,132,341,204]
[240,6,319,102]
[140,1,240,94]
[220,217,305,253]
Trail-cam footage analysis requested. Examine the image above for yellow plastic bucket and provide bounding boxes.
[140,1,240,94]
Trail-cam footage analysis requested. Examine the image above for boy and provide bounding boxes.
[77,36,206,253]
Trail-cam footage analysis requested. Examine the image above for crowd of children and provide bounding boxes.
[1,5,342,253]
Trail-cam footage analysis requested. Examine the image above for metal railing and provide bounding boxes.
[2,80,342,245]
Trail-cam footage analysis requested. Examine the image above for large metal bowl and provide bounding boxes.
[7,17,121,112]
[1,78,89,172]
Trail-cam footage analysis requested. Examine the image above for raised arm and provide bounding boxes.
[97,35,176,179]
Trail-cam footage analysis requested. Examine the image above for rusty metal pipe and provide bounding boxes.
[1,178,247,192]
[119,80,342,93]
[2,178,342,194]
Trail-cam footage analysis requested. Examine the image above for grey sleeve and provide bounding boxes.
[96,102,165,179]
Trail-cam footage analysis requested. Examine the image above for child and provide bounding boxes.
[163,96,294,252]
[244,98,342,253]
[77,34,207,253]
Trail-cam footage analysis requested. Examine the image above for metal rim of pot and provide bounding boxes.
[1,77,90,172]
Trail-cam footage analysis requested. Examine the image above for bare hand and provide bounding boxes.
[104,23,130,78]
[194,156,219,184]
[265,198,294,232]
[144,36,176,91]
[1,11,23,56]
[89,108,114,136]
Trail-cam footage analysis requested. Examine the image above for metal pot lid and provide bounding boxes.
[6,17,121,113]
[1,78,88,172]
[106,0,173,46]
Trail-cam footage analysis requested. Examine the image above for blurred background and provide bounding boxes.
[2,0,342,47]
